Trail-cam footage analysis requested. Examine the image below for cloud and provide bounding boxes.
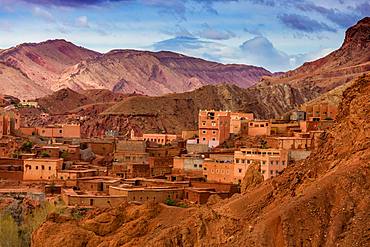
[197,24,236,40]
[243,27,263,36]
[153,36,210,51]
[76,16,90,28]
[278,13,337,33]
[31,6,54,22]
[296,2,359,28]
[152,36,232,62]
[237,36,333,71]
[19,0,130,7]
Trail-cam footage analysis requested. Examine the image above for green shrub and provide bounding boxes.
[165,198,176,206]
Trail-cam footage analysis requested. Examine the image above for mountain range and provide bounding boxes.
[21,17,370,138]
[0,40,271,99]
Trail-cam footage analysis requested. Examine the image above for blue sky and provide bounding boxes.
[0,0,368,72]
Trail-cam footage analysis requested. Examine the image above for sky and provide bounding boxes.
[0,0,368,72]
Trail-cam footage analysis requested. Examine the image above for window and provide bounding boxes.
[199,165,202,168]
[202,122,206,126]
[59,130,62,134]
[262,161,266,165]
[282,161,285,166]
[194,164,198,168]
[270,161,273,165]
[212,138,216,141]
[270,171,274,175]
[261,124,265,127]
[238,168,242,173]
[36,166,38,170]
[266,123,269,126]
[41,165,45,170]
[202,138,206,141]
[212,130,216,135]
[202,130,207,134]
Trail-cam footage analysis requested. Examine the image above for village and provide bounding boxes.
[0,95,337,207]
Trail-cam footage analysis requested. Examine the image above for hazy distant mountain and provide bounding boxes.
[0,39,99,99]
[0,40,271,99]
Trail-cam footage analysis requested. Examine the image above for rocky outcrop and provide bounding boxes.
[240,161,264,193]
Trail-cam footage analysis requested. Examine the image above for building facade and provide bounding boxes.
[199,110,231,148]
[23,158,63,180]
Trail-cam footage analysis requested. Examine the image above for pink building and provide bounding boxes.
[199,110,231,148]
[244,120,271,136]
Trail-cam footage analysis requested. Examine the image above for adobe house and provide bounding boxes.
[147,157,173,177]
[229,112,254,134]
[173,155,205,175]
[234,148,289,181]
[83,140,114,156]
[299,119,334,132]
[270,120,301,136]
[37,124,81,139]
[181,130,198,140]
[35,146,60,158]
[23,158,63,181]
[302,102,338,120]
[113,152,149,164]
[202,154,234,184]
[185,142,209,154]
[198,110,231,148]
[243,120,271,136]
[109,185,184,204]
[77,176,122,192]
[112,163,151,179]
[19,127,37,136]
[146,146,182,158]
[116,139,146,153]
[142,133,179,145]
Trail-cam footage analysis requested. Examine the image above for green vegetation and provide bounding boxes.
[0,200,64,247]
[60,150,69,159]
[164,198,176,206]
[21,141,33,153]
[39,151,50,158]
[0,213,21,247]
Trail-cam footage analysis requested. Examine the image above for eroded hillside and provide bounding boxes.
[32,76,370,247]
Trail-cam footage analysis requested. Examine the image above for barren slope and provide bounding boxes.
[32,75,370,247]
[55,50,272,95]
[0,39,99,99]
